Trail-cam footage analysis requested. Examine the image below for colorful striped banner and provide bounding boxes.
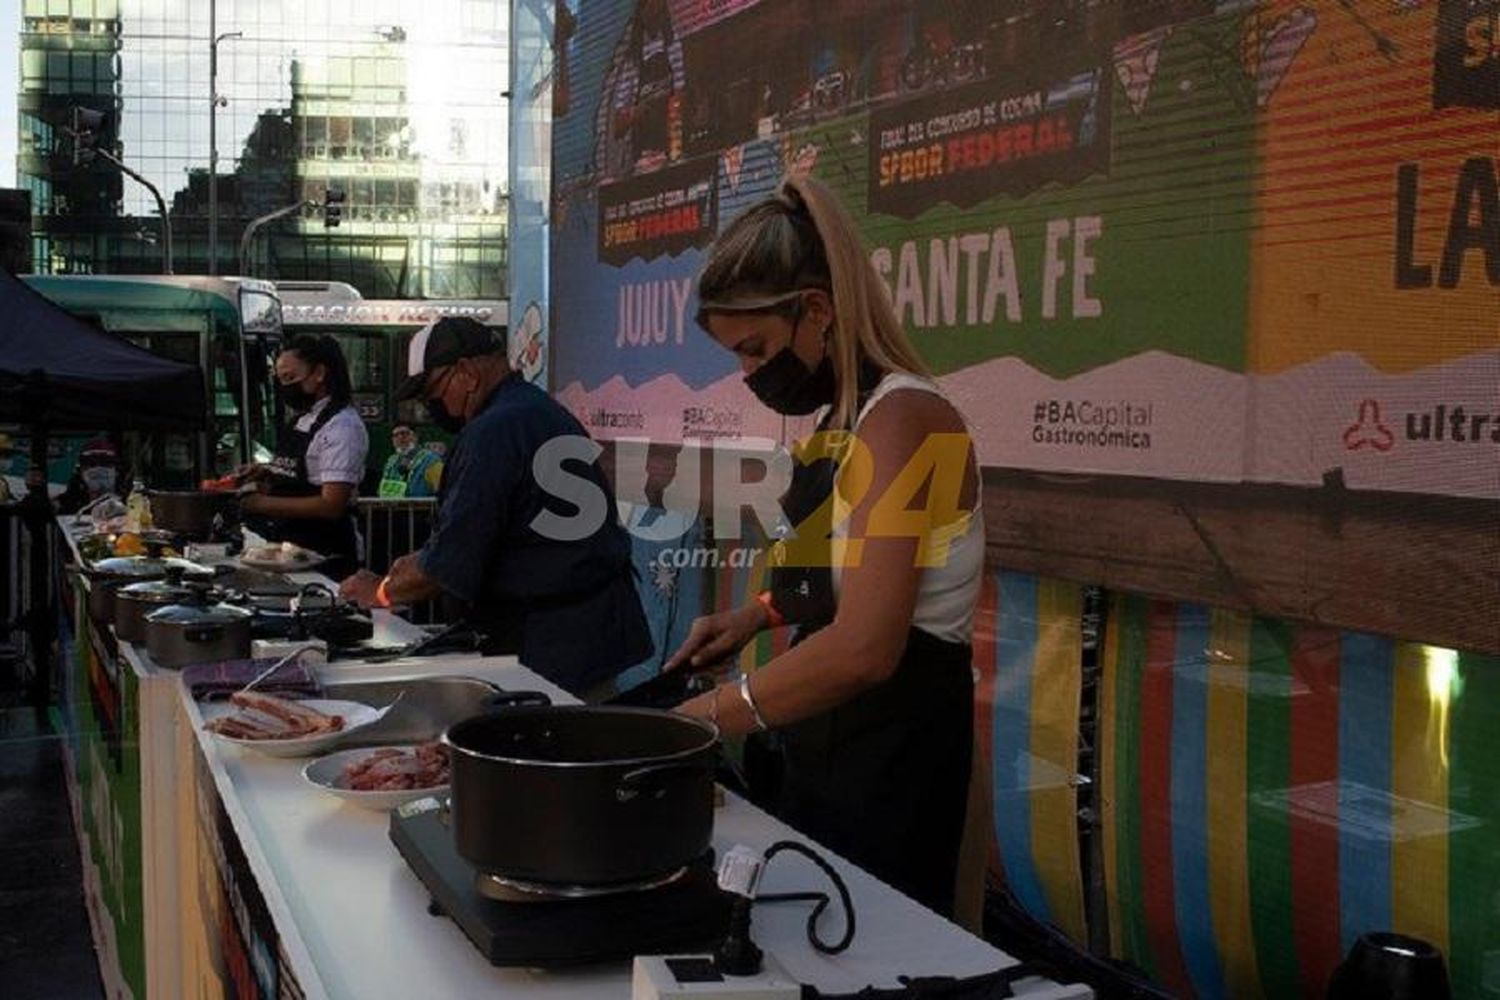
[1104,593,1155,980]
[993,573,1051,926]
[1390,643,1448,959]
[972,573,1003,879]
[1447,648,1500,1000]
[1031,579,1087,944]
[1246,617,1297,999]
[1140,600,1195,997]
[1102,595,1500,999]
[1205,610,1260,999]
[982,572,1088,946]
[1171,604,1225,1000]
[1337,632,1393,955]
[1288,627,1341,998]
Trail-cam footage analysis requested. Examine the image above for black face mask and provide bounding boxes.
[745,347,835,416]
[277,381,317,414]
[425,396,465,433]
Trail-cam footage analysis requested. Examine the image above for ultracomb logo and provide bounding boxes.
[1344,399,1395,452]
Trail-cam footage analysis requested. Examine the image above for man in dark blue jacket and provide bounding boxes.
[340,318,652,696]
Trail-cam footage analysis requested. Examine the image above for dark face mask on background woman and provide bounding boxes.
[277,379,318,414]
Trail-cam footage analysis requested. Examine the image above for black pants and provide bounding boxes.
[774,626,974,917]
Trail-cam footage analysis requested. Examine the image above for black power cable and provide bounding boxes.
[754,840,856,955]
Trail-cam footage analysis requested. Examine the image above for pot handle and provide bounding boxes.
[615,761,710,803]
[184,625,225,643]
[483,690,552,711]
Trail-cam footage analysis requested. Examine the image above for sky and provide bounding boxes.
[0,0,15,187]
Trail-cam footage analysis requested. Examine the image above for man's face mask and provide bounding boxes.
[425,397,464,433]
[424,368,467,433]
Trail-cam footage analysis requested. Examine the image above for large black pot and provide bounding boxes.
[149,490,236,540]
[1328,932,1451,1000]
[443,696,718,887]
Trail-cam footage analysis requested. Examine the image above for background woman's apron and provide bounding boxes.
[243,404,361,580]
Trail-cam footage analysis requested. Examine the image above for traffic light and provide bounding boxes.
[70,106,106,166]
[323,188,345,228]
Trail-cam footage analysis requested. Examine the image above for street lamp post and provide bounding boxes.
[208,0,243,276]
[239,200,315,277]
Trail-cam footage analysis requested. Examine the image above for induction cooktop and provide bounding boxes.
[389,798,735,967]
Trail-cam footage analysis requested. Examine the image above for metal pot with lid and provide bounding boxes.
[83,541,213,624]
[113,565,198,644]
[144,582,253,669]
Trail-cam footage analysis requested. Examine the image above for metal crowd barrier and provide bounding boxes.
[1,500,61,705]
[354,497,444,625]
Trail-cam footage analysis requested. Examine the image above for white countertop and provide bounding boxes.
[183,655,1090,1000]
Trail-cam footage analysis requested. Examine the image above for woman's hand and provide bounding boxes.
[236,463,274,484]
[675,688,716,721]
[663,602,769,674]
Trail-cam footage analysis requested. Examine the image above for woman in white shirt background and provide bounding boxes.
[241,334,369,578]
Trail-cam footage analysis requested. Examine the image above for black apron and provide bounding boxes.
[244,403,361,580]
[759,377,975,918]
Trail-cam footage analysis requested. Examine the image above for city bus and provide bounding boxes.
[7,275,282,490]
[275,282,508,489]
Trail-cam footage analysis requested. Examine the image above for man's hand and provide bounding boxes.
[339,569,383,609]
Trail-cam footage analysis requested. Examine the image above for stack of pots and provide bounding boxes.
[83,545,213,625]
[113,565,198,643]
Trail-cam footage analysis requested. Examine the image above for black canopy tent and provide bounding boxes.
[0,267,205,707]
[0,267,205,429]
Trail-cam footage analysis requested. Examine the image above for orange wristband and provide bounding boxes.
[755,590,784,628]
[374,576,393,609]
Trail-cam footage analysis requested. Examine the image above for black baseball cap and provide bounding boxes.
[395,317,504,401]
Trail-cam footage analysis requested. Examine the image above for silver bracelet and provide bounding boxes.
[738,673,769,731]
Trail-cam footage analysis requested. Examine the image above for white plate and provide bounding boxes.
[238,549,328,572]
[301,745,450,811]
[203,698,388,758]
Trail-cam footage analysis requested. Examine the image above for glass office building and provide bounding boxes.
[18,0,509,297]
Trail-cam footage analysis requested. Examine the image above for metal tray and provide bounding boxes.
[319,675,502,747]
